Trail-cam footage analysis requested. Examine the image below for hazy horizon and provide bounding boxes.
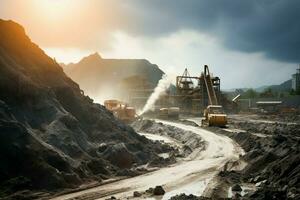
[1,0,299,89]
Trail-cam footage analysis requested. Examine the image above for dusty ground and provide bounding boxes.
[50,119,243,200]
[22,113,300,200]
[207,113,300,199]
[154,113,300,200]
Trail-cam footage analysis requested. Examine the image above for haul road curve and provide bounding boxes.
[51,119,244,200]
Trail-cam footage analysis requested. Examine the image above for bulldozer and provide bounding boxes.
[201,65,227,127]
[104,100,137,123]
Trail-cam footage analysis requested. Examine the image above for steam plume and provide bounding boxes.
[139,74,172,115]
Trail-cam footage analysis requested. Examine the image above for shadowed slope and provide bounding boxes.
[0,19,163,198]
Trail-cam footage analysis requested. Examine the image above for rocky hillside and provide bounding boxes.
[0,19,166,198]
[62,53,164,103]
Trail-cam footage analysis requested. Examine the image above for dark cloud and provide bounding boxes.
[1,0,298,63]
[119,0,300,63]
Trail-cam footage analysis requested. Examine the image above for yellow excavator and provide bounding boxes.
[201,65,227,127]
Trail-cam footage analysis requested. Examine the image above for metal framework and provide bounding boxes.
[125,66,222,115]
[175,65,221,114]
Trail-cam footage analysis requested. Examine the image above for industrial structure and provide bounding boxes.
[175,65,221,114]
[292,65,300,92]
[107,64,300,122]
[256,101,283,113]
[150,65,227,126]
[119,65,227,122]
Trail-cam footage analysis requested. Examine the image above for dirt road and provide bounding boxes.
[51,119,243,200]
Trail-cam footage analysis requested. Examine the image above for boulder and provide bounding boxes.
[133,191,142,197]
[105,196,117,200]
[153,185,165,195]
[169,194,201,200]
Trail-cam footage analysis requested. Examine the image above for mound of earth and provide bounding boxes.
[132,119,206,158]
[213,115,300,199]
[0,19,164,198]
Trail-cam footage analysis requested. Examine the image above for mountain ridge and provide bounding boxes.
[62,52,165,103]
[225,79,292,93]
[255,79,292,92]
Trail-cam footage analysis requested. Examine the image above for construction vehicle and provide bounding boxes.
[104,100,120,110]
[104,100,137,123]
[159,107,180,119]
[159,108,169,119]
[202,105,227,126]
[201,65,227,127]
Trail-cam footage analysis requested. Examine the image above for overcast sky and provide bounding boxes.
[1,0,299,89]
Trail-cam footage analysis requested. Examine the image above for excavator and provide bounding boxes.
[201,65,227,127]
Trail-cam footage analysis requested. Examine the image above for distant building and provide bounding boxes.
[256,101,282,113]
[292,65,300,91]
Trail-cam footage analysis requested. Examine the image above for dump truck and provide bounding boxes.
[104,100,137,123]
[201,65,227,127]
[159,107,180,119]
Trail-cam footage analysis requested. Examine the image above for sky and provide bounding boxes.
[0,0,299,89]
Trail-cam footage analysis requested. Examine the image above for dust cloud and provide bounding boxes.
[139,74,172,115]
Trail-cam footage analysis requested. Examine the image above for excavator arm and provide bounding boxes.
[203,65,218,105]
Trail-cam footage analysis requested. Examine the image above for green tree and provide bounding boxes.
[260,88,275,98]
[290,89,295,95]
[290,89,300,95]
[279,92,285,98]
[242,89,258,98]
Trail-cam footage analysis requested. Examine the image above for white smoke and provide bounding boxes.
[139,74,172,115]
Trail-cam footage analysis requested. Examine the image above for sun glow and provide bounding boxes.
[44,47,92,64]
[33,0,75,20]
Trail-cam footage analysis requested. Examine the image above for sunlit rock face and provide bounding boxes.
[0,19,161,197]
